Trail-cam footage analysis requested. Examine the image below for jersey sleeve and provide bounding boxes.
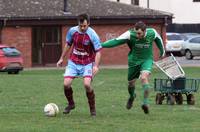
[66,27,76,46]
[102,31,130,48]
[87,28,102,52]
[153,29,165,57]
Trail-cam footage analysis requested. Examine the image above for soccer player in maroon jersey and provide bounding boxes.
[57,13,102,116]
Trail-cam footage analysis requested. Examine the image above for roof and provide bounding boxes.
[0,0,173,20]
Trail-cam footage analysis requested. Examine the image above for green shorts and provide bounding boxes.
[128,59,153,81]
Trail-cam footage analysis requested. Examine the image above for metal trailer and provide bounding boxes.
[154,78,200,105]
[154,54,200,105]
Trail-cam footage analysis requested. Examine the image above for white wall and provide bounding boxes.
[139,0,200,24]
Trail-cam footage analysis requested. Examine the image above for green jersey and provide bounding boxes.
[102,28,165,63]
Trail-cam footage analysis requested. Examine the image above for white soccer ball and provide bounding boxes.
[44,103,59,117]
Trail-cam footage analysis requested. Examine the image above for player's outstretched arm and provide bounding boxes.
[102,31,130,48]
[102,39,127,48]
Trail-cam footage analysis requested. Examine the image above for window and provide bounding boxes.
[131,0,139,5]
[196,37,200,43]
[193,0,200,2]
[167,34,183,41]
[2,47,21,57]
[190,37,200,43]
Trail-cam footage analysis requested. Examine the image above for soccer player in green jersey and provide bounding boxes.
[102,21,165,114]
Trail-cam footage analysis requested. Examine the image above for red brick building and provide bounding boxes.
[0,0,172,67]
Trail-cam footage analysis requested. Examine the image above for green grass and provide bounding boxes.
[0,67,200,132]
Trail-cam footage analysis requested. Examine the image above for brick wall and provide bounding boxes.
[1,27,32,67]
[0,24,166,68]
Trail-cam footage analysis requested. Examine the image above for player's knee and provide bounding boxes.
[84,86,92,93]
[140,76,148,83]
[64,85,71,90]
[64,78,73,88]
[128,80,136,87]
[64,82,71,89]
[128,82,135,87]
[84,82,93,92]
[84,83,91,89]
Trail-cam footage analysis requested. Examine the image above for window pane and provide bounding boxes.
[195,37,200,43]
[131,0,139,5]
[2,47,21,56]
[167,35,183,40]
[190,38,199,43]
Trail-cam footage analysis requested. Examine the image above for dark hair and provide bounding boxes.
[77,13,90,24]
[134,21,146,31]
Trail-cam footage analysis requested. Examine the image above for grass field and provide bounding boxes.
[0,67,200,132]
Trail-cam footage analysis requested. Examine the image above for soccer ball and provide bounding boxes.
[44,103,59,117]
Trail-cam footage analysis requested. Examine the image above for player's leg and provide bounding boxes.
[83,63,96,116]
[63,78,75,114]
[84,77,96,116]
[140,71,151,114]
[63,60,77,114]
[126,79,137,109]
[140,59,153,114]
[126,64,140,109]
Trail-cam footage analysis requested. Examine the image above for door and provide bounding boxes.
[32,26,61,66]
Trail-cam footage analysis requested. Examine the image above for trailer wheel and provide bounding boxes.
[155,93,164,105]
[167,94,175,105]
[175,93,183,105]
[187,94,195,105]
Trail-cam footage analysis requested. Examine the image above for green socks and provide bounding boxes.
[128,84,150,105]
[142,84,150,105]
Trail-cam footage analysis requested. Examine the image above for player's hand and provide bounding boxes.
[57,59,63,67]
[159,53,165,59]
[159,55,165,59]
[92,65,99,77]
